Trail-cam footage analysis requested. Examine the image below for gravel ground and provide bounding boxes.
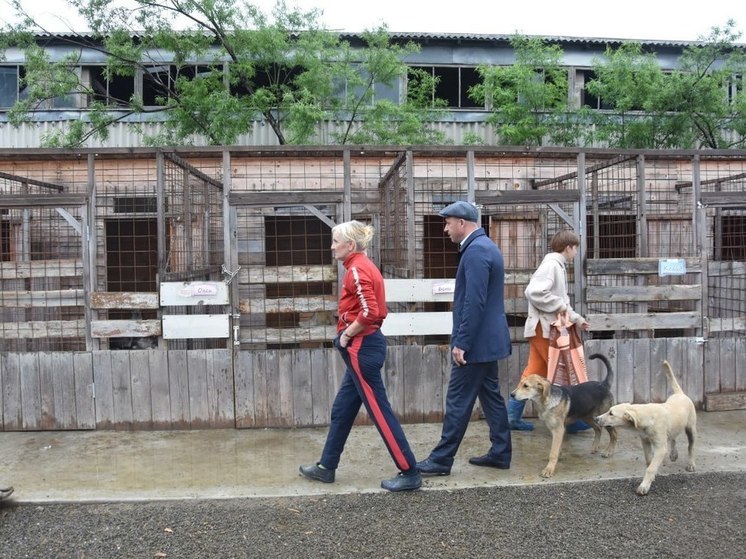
[1,471,744,559]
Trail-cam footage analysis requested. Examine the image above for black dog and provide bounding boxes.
[511,353,618,477]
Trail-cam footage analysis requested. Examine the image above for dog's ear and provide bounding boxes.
[540,379,551,399]
[623,409,640,429]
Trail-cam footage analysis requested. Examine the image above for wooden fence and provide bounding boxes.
[2,336,743,431]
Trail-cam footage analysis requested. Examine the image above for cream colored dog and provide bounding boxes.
[595,361,696,495]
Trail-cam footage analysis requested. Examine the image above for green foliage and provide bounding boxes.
[470,36,579,147]
[587,21,746,149]
[3,0,445,147]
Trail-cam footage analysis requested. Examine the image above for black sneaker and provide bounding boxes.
[416,458,451,476]
[299,463,335,483]
[468,454,510,469]
[381,471,422,492]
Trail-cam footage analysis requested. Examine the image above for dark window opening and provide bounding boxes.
[0,66,19,108]
[143,65,175,106]
[265,215,330,266]
[459,67,482,108]
[86,66,135,107]
[408,65,484,109]
[581,70,613,110]
[114,196,158,214]
[586,214,636,258]
[719,214,746,261]
[1,221,10,261]
[106,218,158,293]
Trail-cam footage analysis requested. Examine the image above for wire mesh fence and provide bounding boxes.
[1,147,745,352]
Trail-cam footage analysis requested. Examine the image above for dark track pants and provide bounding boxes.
[428,360,512,467]
[320,330,417,472]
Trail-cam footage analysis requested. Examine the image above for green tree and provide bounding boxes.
[469,36,582,147]
[586,21,746,149]
[2,0,445,147]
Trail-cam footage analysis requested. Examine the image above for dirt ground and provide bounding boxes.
[1,471,744,559]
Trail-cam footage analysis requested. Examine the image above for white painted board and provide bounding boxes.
[160,281,230,306]
[162,314,231,339]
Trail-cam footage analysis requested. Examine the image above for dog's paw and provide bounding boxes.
[601,450,612,458]
[686,464,695,472]
[636,484,650,496]
[540,466,555,478]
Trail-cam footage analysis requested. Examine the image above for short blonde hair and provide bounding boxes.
[332,220,375,251]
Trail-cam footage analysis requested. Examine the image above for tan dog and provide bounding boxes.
[511,353,617,478]
[595,361,696,496]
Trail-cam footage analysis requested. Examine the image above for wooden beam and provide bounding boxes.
[229,191,344,206]
[586,284,702,303]
[478,190,579,205]
[704,391,746,411]
[0,319,85,338]
[586,312,701,331]
[0,194,86,207]
[90,319,162,338]
[586,258,702,275]
[0,259,83,280]
[89,292,160,309]
[0,289,84,308]
[241,265,337,284]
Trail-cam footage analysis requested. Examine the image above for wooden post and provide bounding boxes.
[693,154,708,339]
[576,152,586,318]
[636,155,649,329]
[406,150,416,277]
[85,153,97,351]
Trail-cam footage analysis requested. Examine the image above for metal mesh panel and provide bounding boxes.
[232,155,343,349]
[1,166,86,351]
[160,154,226,350]
[699,156,746,336]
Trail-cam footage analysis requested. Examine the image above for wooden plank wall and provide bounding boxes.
[4,337,742,431]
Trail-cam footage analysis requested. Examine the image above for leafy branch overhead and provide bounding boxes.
[3,0,445,147]
[1,1,744,149]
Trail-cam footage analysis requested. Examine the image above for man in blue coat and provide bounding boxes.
[417,201,513,476]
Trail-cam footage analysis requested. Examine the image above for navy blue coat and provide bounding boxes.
[451,228,512,362]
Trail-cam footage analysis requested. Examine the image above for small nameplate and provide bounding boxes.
[658,258,687,276]
[432,282,456,295]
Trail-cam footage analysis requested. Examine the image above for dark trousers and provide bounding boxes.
[320,330,417,472]
[429,360,512,467]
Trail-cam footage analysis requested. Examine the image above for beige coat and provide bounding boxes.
[524,252,586,339]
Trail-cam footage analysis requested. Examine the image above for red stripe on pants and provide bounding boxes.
[347,338,409,470]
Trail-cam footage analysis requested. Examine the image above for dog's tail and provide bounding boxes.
[662,360,684,395]
[588,353,614,387]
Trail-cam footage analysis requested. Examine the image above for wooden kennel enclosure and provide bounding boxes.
[1,146,744,431]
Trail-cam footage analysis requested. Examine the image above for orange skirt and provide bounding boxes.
[521,323,550,379]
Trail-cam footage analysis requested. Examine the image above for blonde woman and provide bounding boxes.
[299,220,421,492]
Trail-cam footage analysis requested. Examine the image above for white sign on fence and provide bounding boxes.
[162,314,231,339]
[160,281,230,306]
[658,258,687,276]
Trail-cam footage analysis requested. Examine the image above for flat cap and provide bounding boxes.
[438,200,479,222]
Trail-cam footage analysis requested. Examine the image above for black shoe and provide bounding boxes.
[416,458,451,476]
[381,471,422,492]
[468,454,510,469]
[0,487,13,501]
[299,463,335,483]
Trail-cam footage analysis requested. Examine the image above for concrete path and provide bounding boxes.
[1,410,744,503]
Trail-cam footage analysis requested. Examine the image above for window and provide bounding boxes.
[408,65,483,109]
[0,65,27,109]
[586,214,636,258]
[84,66,135,107]
[580,70,613,110]
[728,74,743,105]
[1,221,10,261]
[718,214,746,261]
[143,65,175,106]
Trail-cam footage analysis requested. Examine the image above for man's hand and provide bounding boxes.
[452,346,467,366]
